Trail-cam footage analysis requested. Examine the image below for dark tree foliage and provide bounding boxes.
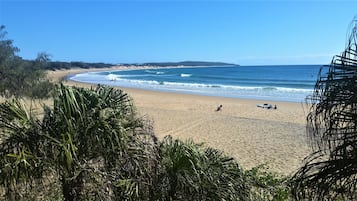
[292,17,357,200]
[0,26,19,63]
[0,25,53,98]
[45,61,113,71]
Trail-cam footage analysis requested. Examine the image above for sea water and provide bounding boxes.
[69,65,324,102]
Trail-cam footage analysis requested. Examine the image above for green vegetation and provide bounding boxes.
[0,84,157,200]
[158,136,249,200]
[45,61,113,71]
[0,26,53,98]
[246,165,290,201]
[0,85,286,200]
[292,17,357,200]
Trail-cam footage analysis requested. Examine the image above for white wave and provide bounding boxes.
[161,82,312,93]
[72,73,312,94]
[106,74,119,81]
[116,78,161,85]
[180,73,192,77]
[69,72,313,102]
[136,80,162,85]
[161,81,218,88]
[144,70,165,75]
[275,87,312,93]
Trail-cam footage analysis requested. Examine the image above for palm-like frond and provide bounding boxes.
[1,84,262,200]
[45,84,158,200]
[292,17,357,200]
[0,99,47,198]
[158,136,249,201]
[0,84,158,200]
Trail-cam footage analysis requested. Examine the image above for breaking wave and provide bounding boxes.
[180,73,192,77]
[69,65,320,102]
[106,73,119,81]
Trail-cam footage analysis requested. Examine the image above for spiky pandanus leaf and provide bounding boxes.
[0,99,48,199]
[43,84,158,200]
[158,136,249,201]
[0,84,159,200]
[292,17,357,200]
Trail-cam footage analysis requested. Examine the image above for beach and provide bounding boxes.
[47,67,311,175]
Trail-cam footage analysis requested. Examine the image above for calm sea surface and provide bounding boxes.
[69,65,324,102]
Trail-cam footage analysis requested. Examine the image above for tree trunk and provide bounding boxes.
[167,174,177,201]
[61,172,84,201]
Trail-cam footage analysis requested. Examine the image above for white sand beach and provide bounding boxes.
[47,67,311,175]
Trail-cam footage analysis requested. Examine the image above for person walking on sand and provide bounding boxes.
[216,104,223,112]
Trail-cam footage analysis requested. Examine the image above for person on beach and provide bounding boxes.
[216,104,223,112]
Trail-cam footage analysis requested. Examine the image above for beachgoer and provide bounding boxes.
[274,105,277,110]
[216,104,223,112]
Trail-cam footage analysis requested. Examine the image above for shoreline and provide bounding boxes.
[47,66,311,175]
[60,65,310,103]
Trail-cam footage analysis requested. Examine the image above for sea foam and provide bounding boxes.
[180,73,192,77]
[69,65,320,102]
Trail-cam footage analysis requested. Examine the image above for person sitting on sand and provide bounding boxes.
[216,104,223,112]
[274,105,277,110]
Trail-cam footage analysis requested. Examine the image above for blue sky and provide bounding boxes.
[1,0,356,65]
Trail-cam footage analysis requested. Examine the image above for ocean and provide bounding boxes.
[69,65,323,102]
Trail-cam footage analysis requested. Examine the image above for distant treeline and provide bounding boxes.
[45,61,114,70]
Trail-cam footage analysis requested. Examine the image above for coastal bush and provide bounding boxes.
[246,164,291,201]
[0,26,53,99]
[0,83,292,201]
[0,84,158,200]
[292,17,357,200]
[157,136,249,201]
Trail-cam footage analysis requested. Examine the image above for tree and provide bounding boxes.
[0,25,19,64]
[292,17,357,200]
[0,84,158,200]
[0,25,53,98]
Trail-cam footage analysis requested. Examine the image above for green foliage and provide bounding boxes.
[246,164,291,201]
[0,25,19,62]
[0,84,295,201]
[45,61,113,71]
[0,98,51,200]
[292,17,357,200]
[157,136,249,201]
[0,25,53,98]
[0,84,158,200]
